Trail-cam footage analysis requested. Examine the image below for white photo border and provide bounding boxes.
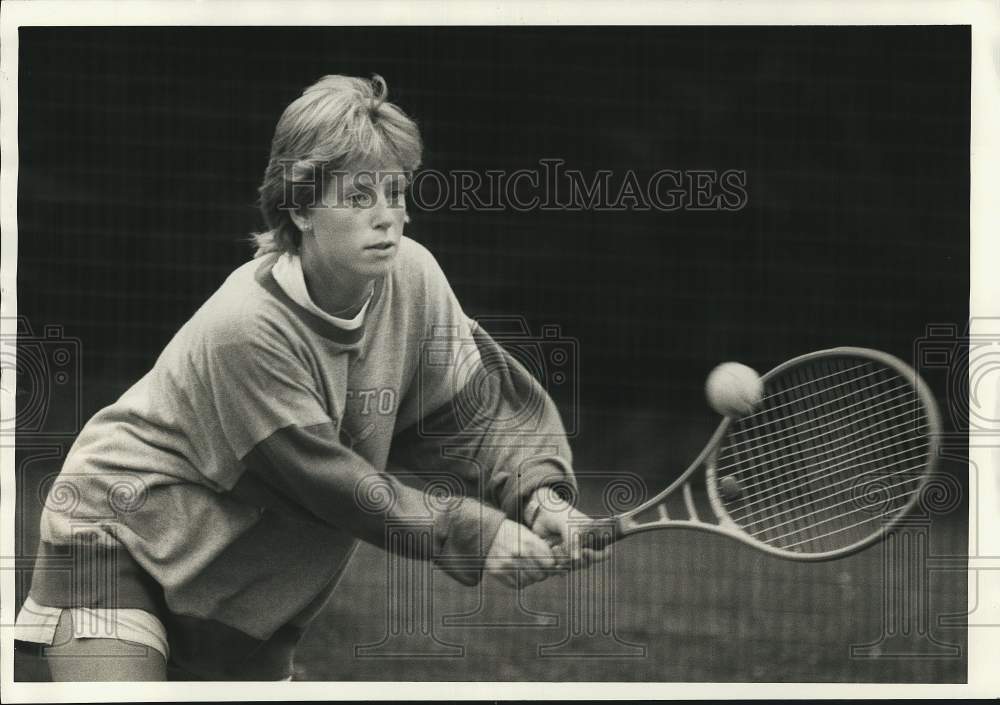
[1,0,997,700]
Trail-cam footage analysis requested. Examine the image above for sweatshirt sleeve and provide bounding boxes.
[389,244,578,523]
[204,324,505,586]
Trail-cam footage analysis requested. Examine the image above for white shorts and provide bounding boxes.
[14,596,170,662]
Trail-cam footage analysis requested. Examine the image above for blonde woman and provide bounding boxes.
[14,74,606,681]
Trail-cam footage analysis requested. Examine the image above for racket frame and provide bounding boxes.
[610,347,942,561]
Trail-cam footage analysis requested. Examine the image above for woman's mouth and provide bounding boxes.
[366,241,396,256]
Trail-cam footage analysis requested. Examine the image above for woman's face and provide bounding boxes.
[300,164,408,286]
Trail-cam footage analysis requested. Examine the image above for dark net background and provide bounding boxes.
[15,27,968,682]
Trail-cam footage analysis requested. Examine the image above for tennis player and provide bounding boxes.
[14,74,605,681]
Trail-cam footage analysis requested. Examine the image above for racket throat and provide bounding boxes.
[623,479,725,531]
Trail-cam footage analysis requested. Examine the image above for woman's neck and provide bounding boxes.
[299,253,373,319]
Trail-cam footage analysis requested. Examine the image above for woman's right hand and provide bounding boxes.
[484,519,558,588]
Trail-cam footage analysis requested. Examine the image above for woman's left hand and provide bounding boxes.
[525,486,613,568]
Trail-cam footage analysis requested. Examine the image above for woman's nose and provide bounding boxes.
[370,193,392,230]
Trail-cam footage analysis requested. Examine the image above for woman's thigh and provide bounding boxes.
[45,609,167,682]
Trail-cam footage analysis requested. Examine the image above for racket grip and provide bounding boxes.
[549,518,621,553]
[548,518,620,568]
[577,517,621,549]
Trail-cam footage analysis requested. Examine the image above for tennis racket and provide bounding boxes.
[577,347,941,561]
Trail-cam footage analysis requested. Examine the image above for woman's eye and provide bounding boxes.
[347,193,369,207]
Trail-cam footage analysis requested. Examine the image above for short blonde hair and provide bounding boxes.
[253,74,423,256]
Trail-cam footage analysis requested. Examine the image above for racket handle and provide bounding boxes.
[547,518,621,555]
[548,518,620,568]
[577,517,621,549]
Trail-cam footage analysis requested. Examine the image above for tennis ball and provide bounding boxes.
[717,475,744,501]
[705,362,763,418]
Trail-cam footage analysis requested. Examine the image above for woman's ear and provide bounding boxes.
[290,209,312,234]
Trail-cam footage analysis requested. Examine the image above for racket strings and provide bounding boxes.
[727,364,885,432]
[766,362,926,551]
[719,386,910,466]
[741,460,928,531]
[719,406,927,528]
[716,389,918,474]
[723,406,925,493]
[721,369,900,448]
[780,497,924,550]
[714,357,932,554]
[731,432,929,517]
[747,361,869,407]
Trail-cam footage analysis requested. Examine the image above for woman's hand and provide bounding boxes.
[484,518,559,588]
[525,486,614,568]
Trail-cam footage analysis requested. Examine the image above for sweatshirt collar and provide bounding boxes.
[254,253,385,346]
